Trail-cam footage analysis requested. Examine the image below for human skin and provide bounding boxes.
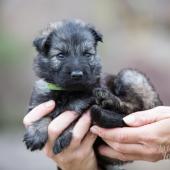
[91,106,170,162]
[23,100,99,170]
[23,101,170,166]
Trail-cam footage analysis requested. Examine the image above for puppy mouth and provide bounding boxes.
[63,80,87,89]
[60,79,93,91]
[53,73,97,91]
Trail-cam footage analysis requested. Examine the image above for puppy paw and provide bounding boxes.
[23,124,48,151]
[101,99,115,109]
[93,88,111,102]
[53,131,72,154]
[93,88,119,109]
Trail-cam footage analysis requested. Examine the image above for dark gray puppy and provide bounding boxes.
[23,19,162,170]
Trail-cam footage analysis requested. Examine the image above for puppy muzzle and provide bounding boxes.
[71,70,83,80]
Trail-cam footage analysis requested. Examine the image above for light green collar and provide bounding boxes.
[47,83,66,91]
[47,82,86,92]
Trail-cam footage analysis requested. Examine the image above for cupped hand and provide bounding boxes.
[23,101,98,170]
[91,106,170,162]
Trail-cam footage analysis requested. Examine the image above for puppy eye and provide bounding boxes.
[56,52,65,59]
[83,52,93,58]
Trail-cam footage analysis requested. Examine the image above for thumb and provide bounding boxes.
[23,100,55,127]
[123,106,170,127]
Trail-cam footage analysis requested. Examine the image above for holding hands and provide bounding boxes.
[91,106,170,162]
[23,102,170,169]
[23,101,98,170]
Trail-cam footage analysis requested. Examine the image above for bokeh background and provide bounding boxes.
[0,0,170,169]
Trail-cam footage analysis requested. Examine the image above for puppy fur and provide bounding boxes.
[23,19,162,170]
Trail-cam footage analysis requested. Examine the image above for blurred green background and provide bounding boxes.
[0,0,170,169]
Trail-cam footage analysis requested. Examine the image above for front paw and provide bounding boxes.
[23,123,48,151]
[93,88,112,102]
[93,88,117,109]
[53,131,72,154]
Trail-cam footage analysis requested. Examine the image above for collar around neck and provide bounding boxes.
[47,82,66,91]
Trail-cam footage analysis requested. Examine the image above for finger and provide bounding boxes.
[123,106,170,127]
[81,132,97,149]
[99,145,163,162]
[43,142,54,158]
[140,118,170,142]
[103,141,145,154]
[98,145,146,161]
[90,126,142,143]
[48,111,78,144]
[70,111,91,147]
[23,100,55,127]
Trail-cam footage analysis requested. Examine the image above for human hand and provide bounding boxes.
[90,106,170,162]
[23,101,98,170]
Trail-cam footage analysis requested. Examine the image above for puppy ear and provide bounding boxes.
[33,36,47,53]
[33,22,62,54]
[73,20,103,43]
[88,25,103,43]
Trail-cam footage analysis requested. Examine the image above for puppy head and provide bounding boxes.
[33,19,103,90]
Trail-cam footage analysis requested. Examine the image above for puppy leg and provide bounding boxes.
[53,121,78,154]
[53,130,72,154]
[92,88,127,128]
[91,105,126,128]
[53,97,93,154]
[93,87,141,114]
[23,117,51,151]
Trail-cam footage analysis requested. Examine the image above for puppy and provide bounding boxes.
[24,19,162,170]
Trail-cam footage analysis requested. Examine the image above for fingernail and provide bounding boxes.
[123,115,135,125]
[90,126,99,133]
[45,100,55,108]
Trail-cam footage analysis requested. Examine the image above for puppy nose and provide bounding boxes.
[71,71,83,80]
